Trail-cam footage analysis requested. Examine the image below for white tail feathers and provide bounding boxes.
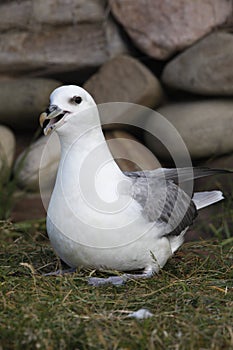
[192,191,224,210]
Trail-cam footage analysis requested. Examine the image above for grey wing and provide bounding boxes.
[130,176,197,236]
[125,166,231,237]
[124,167,231,183]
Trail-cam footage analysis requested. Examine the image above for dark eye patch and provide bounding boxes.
[71,96,82,104]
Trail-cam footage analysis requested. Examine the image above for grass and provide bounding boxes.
[0,219,232,350]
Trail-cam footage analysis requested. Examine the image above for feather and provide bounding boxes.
[192,191,224,210]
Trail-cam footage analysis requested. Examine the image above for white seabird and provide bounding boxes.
[39,85,230,286]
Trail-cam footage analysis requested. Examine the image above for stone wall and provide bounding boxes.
[0,0,232,227]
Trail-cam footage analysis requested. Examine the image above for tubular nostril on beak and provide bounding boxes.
[48,105,57,113]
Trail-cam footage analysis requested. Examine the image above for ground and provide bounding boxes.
[0,219,232,350]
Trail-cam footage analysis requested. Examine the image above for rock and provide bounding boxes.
[0,0,32,31]
[15,132,60,194]
[105,130,161,171]
[203,152,233,172]
[195,152,233,194]
[0,1,31,31]
[0,125,15,174]
[84,55,164,107]
[162,32,233,95]
[145,100,233,160]
[0,0,106,31]
[0,1,127,77]
[0,78,61,130]
[110,0,231,60]
[33,0,105,26]
[11,191,46,222]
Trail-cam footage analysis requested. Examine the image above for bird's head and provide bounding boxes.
[40,85,97,135]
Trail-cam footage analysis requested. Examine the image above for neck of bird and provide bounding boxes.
[55,122,124,197]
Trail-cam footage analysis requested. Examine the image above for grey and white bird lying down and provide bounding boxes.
[39,85,231,286]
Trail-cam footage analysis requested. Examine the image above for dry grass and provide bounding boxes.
[0,218,232,350]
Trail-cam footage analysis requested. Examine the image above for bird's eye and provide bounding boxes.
[71,96,82,104]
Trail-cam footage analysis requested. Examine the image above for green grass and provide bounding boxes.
[0,220,232,350]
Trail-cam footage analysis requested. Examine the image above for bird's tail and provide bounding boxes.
[192,191,224,210]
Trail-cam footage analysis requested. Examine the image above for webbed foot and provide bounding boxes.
[88,275,126,286]
[88,267,153,286]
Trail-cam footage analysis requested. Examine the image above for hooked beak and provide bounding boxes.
[39,105,65,135]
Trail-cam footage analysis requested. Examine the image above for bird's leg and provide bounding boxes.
[88,266,153,286]
[43,267,77,276]
[124,266,154,281]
